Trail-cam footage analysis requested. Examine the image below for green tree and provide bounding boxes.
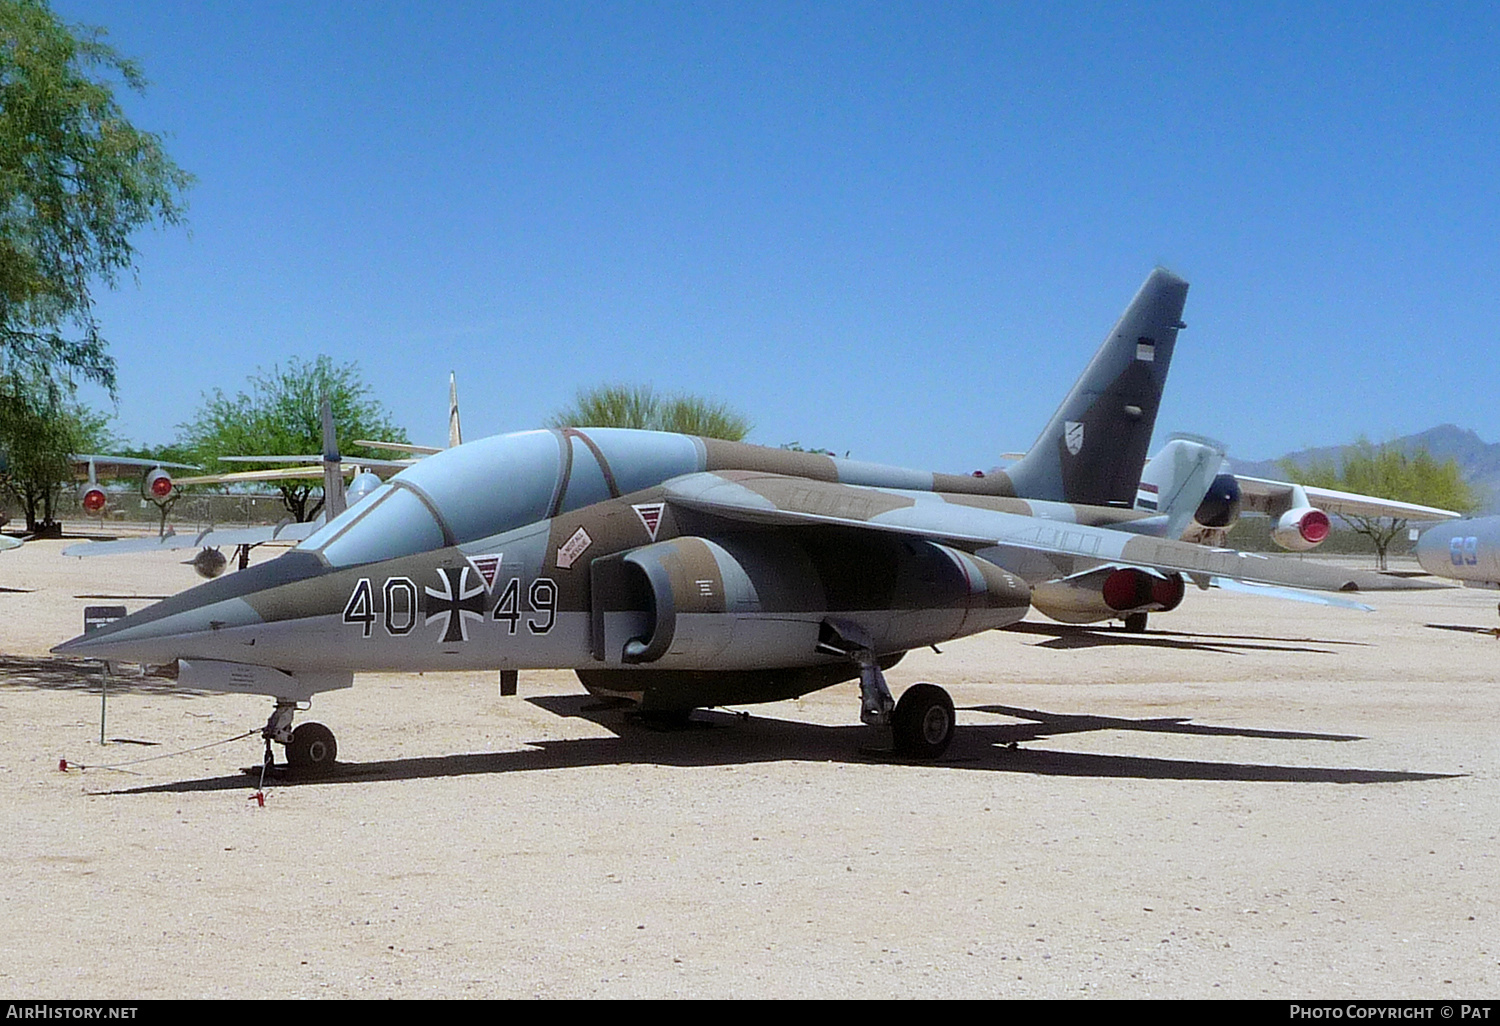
[0,0,192,403]
[549,384,751,441]
[0,374,110,531]
[1281,439,1482,569]
[177,356,408,522]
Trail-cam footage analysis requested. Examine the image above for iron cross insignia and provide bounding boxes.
[425,566,487,643]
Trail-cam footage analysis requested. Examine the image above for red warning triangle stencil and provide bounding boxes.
[465,553,503,590]
[632,502,665,542]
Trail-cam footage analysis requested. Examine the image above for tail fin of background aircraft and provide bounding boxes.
[1138,435,1226,540]
[1005,268,1190,507]
[320,398,346,519]
[448,372,463,448]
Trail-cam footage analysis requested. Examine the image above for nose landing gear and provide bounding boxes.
[261,701,339,777]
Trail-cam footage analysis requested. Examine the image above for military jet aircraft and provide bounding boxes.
[1136,447,1462,552]
[69,454,199,518]
[54,270,1415,770]
[62,400,417,577]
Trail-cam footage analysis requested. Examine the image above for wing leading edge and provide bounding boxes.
[662,470,1442,596]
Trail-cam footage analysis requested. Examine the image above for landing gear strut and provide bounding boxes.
[1124,612,1149,632]
[818,620,955,760]
[261,701,339,776]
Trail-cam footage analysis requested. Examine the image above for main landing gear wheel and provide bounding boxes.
[1124,612,1149,632]
[286,722,338,775]
[891,683,955,759]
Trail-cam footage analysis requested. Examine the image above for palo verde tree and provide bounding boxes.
[549,384,751,441]
[1281,439,1481,569]
[0,374,110,531]
[0,0,192,404]
[177,356,409,522]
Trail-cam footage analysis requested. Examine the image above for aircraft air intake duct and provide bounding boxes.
[1272,507,1332,551]
[1194,473,1242,529]
[79,484,107,513]
[592,534,1030,670]
[143,468,174,499]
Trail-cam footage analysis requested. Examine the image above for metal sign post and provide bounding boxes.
[84,606,128,745]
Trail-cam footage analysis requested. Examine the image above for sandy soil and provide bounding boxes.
[0,535,1496,998]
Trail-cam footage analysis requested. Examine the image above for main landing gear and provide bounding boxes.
[890,683,956,759]
[262,701,339,777]
[821,622,955,759]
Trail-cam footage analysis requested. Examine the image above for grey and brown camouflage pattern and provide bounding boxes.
[55,420,1433,713]
[56,269,1424,715]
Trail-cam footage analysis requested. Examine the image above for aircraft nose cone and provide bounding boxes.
[51,550,331,664]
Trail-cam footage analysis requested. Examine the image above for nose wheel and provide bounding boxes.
[286,722,338,774]
[261,702,339,776]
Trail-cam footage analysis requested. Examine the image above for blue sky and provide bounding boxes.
[51,1,1500,473]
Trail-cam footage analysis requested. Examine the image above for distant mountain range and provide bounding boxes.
[1226,425,1500,513]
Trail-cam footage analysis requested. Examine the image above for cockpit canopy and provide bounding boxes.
[300,428,704,568]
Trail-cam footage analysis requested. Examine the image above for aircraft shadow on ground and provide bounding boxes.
[0,655,208,697]
[1424,623,1500,637]
[101,695,1458,795]
[1000,621,1367,655]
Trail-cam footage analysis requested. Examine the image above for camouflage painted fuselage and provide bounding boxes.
[54,429,1166,708]
[57,426,1413,711]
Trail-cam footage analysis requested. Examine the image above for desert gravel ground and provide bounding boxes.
[0,535,1497,999]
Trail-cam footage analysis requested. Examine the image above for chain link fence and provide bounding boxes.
[42,491,300,531]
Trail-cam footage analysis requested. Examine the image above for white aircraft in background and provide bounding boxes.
[62,377,463,578]
[1135,436,1462,550]
[70,454,200,516]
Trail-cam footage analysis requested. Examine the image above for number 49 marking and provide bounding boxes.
[492,576,557,634]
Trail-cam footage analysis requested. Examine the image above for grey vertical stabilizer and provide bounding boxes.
[1005,268,1189,506]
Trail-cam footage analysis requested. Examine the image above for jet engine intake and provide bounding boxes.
[1031,566,1185,624]
[142,468,175,499]
[1271,507,1331,551]
[592,533,1030,670]
[79,484,107,514]
[1194,472,1242,529]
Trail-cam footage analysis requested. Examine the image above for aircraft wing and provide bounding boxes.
[216,455,415,470]
[0,535,21,552]
[350,440,442,456]
[1234,476,1461,521]
[176,466,335,486]
[176,463,402,486]
[61,519,324,557]
[662,470,1445,594]
[70,454,199,478]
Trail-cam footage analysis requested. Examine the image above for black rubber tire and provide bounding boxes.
[1124,612,1149,632]
[891,683,955,759]
[286,722,338,774]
